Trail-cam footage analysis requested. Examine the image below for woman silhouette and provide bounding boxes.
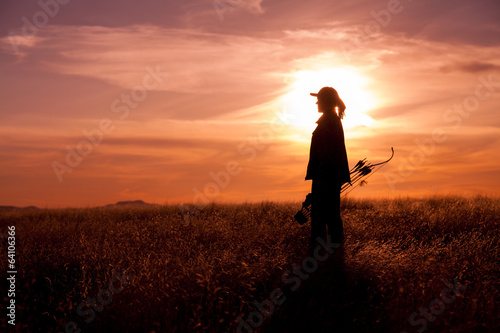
[306,87,350,246]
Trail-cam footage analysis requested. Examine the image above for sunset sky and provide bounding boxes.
[1,0,499,207]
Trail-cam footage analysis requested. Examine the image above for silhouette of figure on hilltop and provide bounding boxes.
[306,87,350,247]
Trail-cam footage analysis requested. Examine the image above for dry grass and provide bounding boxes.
[0,196,498,332]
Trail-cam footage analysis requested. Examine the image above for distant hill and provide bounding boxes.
[0,205,39,212]
[105,200,160,207]
[0,200,160,211]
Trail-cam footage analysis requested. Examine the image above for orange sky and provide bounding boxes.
[1,0,500,207]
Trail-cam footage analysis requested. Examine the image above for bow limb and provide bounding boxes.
[369,147,394,168]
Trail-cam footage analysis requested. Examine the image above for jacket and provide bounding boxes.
[305,111,350,184]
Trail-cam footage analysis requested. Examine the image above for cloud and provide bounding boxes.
[2,0,500,206]
[1,25,285,95]
[222,0,265,15]
[440,62,500,74]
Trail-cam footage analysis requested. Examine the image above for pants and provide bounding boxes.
[310,180,343,245]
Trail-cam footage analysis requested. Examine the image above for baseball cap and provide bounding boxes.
[310,86,339,100]
[310,86,346,116]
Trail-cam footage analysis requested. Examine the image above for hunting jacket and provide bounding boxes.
[305,111,350,185]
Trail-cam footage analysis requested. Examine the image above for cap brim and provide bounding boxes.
[310,93,318,96]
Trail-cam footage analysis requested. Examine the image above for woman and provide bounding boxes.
[306,87,350,246]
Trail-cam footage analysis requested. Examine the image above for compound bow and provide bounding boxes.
[294,147,394,225]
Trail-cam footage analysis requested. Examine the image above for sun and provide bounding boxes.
[280,68,376,133]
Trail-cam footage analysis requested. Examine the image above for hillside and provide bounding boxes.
[0,196,498,332]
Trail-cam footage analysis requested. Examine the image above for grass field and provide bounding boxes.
[0,196,499,332]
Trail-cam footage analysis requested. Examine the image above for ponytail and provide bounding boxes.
[336,96,346,119]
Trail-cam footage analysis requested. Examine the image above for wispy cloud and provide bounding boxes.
[2,25,284,94]
[1,0,500,206]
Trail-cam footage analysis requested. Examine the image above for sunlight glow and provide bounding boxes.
[280,68,376,133]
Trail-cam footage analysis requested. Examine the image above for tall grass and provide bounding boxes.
[0,196,498,332]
